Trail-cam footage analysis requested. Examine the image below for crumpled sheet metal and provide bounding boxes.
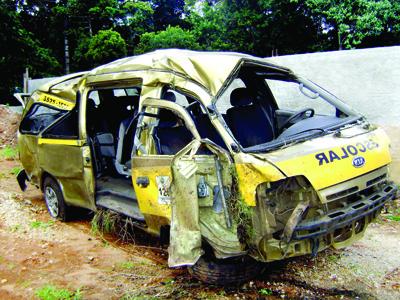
[168,140,243,267]
[87,49,247,96]
[168,140,203,267]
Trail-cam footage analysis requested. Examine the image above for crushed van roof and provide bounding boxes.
[37,49,290,99]
[86,49,289,96]
[37,72,87,100]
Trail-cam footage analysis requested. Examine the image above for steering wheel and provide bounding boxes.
[280,108,315,130]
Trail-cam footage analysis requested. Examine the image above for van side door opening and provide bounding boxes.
[86,86,144,221]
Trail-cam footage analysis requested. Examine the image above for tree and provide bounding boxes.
[119,0,155,54]
[136,26,201,54]
[84,30,127,66]
[0,0,60,103]
[298,0,400,50]
[187,0,323,56]
[187,1,231,51]
[152,0,186,30]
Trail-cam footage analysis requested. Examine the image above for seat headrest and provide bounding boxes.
[163,91,176,102]
[230,88,253,106]
[158,109,178,128]
[87,98,97,110]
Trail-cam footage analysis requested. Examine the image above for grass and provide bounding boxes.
[35,284,82,300]
[386,215,400,221]
[91,209,118,235]
[384,207,400,222]
[327,253,341,263]
[117,261,135,270]
[10,166,22,175]
[0,146,18,160]
[91,208,137,242]
[30,220,55,229]
[259,288,273,296]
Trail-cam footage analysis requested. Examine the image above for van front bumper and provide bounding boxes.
[292,182,397,241]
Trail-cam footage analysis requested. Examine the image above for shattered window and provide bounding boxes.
[20,104,66,135]
[266,79,336,116]
[41,111,79,139]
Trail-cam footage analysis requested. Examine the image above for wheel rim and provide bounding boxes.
[45,186,59,217]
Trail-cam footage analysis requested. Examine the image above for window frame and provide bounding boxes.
[19,103,68,136]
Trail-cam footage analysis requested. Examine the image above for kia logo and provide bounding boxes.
[352,156,365,168]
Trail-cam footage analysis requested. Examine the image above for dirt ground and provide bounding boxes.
[0,105,399,299]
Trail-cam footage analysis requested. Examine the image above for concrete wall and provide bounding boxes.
[27,77,57,94]
[268,46,400,182]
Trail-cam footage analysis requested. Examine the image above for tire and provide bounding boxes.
[189,255,264,285]
[43,176,69,221]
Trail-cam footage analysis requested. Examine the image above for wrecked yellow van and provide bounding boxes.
[17,49,397,284]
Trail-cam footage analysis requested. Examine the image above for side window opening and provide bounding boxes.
[152,89,193,155]
[151,88,226,154]
[20,104,67,135]
[41,110,78,139]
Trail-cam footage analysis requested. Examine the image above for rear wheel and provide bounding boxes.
[189,255,264,285]
[43,176,69,221]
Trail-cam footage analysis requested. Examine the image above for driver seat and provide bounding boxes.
[225,88,275,148]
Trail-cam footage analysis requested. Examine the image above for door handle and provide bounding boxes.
[136,176,149,188]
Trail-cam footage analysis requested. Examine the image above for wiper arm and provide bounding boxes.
[245,128,327,153]
[281,128,326,139]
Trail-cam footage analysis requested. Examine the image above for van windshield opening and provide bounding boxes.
[215,64,361,152]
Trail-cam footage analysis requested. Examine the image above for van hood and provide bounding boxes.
[234,125,391,206]
[260,126,391,190]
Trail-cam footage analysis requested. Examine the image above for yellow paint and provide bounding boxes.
[274,132,391,190]
[234,129,391,207]
[38,138,85,146]
[234,153,285,206]
[37,93,75,110]
[132,165,172,219]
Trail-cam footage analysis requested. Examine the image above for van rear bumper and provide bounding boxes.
[292,182,397,241]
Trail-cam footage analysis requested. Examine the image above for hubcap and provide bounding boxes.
[45,186,59,217]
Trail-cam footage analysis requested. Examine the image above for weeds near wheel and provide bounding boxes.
[91,209,137,242]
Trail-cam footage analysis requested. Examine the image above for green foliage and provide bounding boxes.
[259,288,273,296]
[10,166,22,176]
[229,168,255,245]
[30,220,55,229]
[35,284,82,300]
[121,0,154,51]
[117,261,136,270]
[2,0,400,103]
[0,146,18,160]
[123,1,154,32]
[187,2,231,51]
[91,209,118,235]
[152,0,187,30]
[84,30,127,66]
[0,1,61,102]
[297,0,400,49]
[386,215,400,221]
[136,26,201,54]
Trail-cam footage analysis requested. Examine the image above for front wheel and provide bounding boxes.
[189,255,264,285]
[43,176,69,221]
